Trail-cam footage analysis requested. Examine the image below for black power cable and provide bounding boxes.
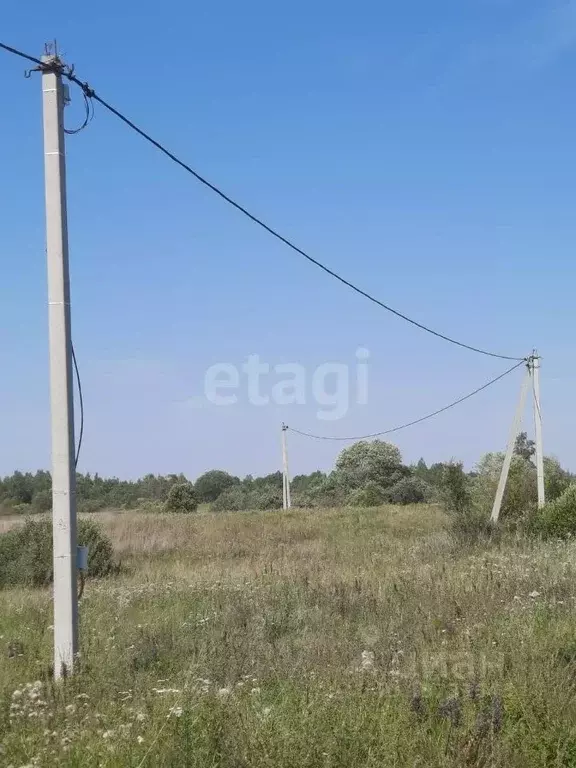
[0,41,525,363]
[76,84,525,362]
[288,359,526,441]
[71,344,84,468]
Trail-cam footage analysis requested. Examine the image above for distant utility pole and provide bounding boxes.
[281,423,291,510]
[532,353,545,508]
[491,354,545,524]
[41,52,78,678]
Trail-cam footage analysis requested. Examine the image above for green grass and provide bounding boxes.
[2,504,576,766]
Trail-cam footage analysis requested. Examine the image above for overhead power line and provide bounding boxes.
[0,42,43,66]
[0,41,527,363]
[288,359,526,441]
[71,344,84,468]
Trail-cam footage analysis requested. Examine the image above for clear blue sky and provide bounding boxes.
[1,0,575,480]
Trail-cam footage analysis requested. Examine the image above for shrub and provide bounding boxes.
[446,506,497,547]
[31,490,52,514]
[471,453,535,521]
[0,518,115,588]
[441,461,471,515]
[386,476,433,505]
[442,461,495,546]
[348,482,387,508]
[164,483,198,514]
[249,486,283,511]
[530,484,576,539]
[78,498,108,514]
[211,486,249,512]
[135,499,165,514]
[211,485,283,512]
[544,457,572,502]
[194,470,240,503]
[334,440,404,491]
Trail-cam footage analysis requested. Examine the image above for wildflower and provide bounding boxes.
[12,690,22,700]
[136,712,146,722]
[438,697,462,728]
[360,650,375,671]
[102,730,115,739]
[262,706,272,717]
[528,590,541,599]
[217,687,231,698]
[250,687,261,695]
[168,706,183,718]
[410,691,426,718]
[491,695,504,733]
[137,736,145,744]
[65,704,76,714]
[468,681,481,701]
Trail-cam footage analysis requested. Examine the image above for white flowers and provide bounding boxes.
[217,687,231,698]
[10,682,47,721]
[528,590,541,599]
[137,735,145,744]
[168,706,183,718]
[153,688,181,695]
[360,650,375,671]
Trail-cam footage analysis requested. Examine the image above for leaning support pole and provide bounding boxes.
[281,424,291,510]
[532,353,545,508]
[490,362,531,524]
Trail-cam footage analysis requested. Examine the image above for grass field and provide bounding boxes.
[2,504,576,766]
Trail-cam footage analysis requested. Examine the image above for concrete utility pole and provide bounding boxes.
[490,362,531,524]
[532,353,545,508]
[41,53,78,677]
[281,423,291,509]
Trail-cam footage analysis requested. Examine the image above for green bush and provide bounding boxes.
[441,461,471,515]
[334,440,404,490]
[386,476,433,505]
[211,485,283,512]
[135,499,165,514]
[31,489,52,514]
[211,486,249,512]
[0,518,115,588]
[78,498,108,514]
[471,453,535,521]
[446,505,497,547]
[348,482,387,508]
[530,484,576,539]
[194,470,239,503]
[544,457,573,502]
[249,486,283,511]
[164,483,198,514]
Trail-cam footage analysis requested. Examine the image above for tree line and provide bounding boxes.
[1,432,572,519]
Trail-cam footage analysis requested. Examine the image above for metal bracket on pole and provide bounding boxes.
[281,424,291,510]
[490,362,531,524]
